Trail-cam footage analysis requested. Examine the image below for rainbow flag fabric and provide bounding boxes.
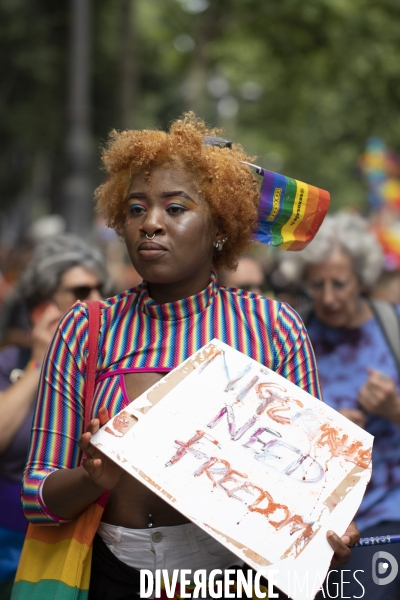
[254,168,330,251]
[11,495,106,600]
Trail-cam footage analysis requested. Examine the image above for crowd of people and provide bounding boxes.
[0,234,110,598]
[0,114,399,600]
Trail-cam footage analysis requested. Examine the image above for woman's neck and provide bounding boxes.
[146,272,212,304]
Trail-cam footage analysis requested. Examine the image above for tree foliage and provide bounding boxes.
[1,0,400,238]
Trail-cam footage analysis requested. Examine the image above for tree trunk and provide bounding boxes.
[62,0,93,237]
[120,0,138,130]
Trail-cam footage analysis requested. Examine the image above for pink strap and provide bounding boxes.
[84,300,101,428]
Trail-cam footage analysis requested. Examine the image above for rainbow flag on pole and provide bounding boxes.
[254,168,330,251]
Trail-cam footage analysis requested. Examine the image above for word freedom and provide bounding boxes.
[139,569,270,598]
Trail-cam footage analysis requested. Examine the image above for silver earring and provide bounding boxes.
[215,237,227,252]
[145,233,156,240]
[215,238,228,252]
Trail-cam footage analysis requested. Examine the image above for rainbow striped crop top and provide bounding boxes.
[22,272,321,523]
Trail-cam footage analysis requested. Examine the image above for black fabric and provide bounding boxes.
[0,580,14,600]
[316,520,400,600]
[88,533,288,600]
[89,534,142,599]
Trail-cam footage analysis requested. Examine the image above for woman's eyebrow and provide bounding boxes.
[161,191,197,204]
[128,192,147,200]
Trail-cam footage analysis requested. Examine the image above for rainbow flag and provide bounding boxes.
[359,137,400,209]
[254,169,330,251]
[359,138,400,269]
[11,495,107,600]
[374,226,400,271]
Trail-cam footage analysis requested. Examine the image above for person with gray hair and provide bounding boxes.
[0,234,110,599]
[281,212,400,599]
[279,212,383,298]
[0,234,112,346]
[17,233,111,313]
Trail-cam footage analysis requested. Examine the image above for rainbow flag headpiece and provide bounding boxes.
[203,137,330,251]
[253,165,330,250]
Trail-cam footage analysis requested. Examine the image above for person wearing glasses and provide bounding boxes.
[218,254,272,297]
[0,234,110,599]
[19,115,358,599]
[279,212,400,599]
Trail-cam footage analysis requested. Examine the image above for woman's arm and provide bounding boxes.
[0,305,60,453]
[42,409,124,520]
[0,367,40,454]
[272,302,322,399]
[22,303,101,524]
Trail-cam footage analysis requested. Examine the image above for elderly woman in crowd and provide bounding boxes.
[280,212,400,600]
[0,234,109,599]
[15,115,358,600]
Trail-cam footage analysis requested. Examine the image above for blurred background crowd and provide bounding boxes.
[2,0,400,598]
[2,0,400,310]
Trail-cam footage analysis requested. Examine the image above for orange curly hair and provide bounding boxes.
[95,112,260,269]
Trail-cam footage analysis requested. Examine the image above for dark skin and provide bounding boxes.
[124,166,220,303]
[43,165,359,565]
[102,373,190,528]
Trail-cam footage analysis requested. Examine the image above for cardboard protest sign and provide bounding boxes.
[91,339,373,599]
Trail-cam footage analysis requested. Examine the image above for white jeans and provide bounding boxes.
[97,521,243,574]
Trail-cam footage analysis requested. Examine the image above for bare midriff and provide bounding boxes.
[101,371,190,529]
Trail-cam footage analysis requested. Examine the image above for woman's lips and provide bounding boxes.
[138,241,167,260]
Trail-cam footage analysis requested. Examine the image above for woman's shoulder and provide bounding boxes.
[217,286,304,327]
[218,284,276,305]
[101,283,145,307]
[55,286,144,347]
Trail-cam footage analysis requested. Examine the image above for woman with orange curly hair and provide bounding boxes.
[19,113,358,599]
